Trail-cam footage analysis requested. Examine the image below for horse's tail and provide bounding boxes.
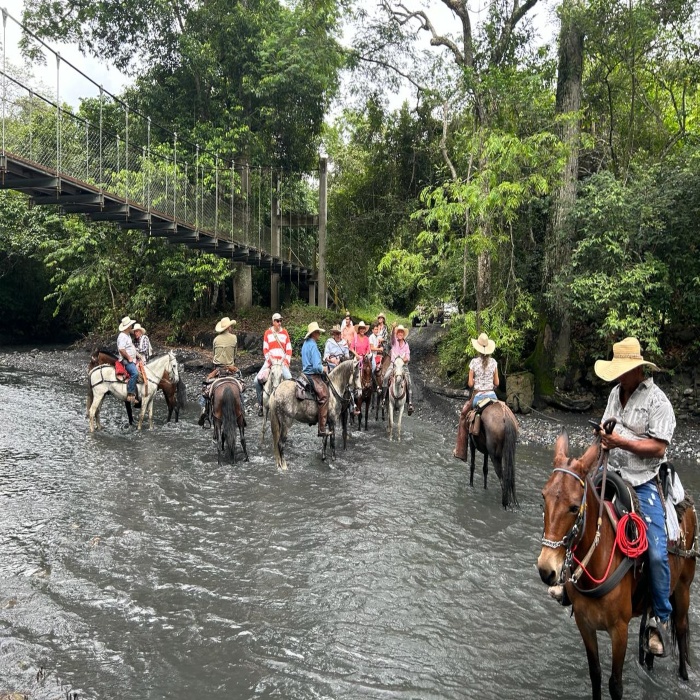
[176,375,187,408]
[501,407,519,509]
[222,386,238,460]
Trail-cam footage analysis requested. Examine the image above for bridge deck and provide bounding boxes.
[0,151,312,283]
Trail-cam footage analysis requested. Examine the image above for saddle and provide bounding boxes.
[114,360,129,380]
[467,398,498,436]
[296,374,328,404]
[592,469,636,520]
[295,375,309,401]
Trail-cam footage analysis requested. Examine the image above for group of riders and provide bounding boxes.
[194,311,414,436]
[116,308,679,659]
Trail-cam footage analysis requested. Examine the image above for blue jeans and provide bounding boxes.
[124,361,138,395]
[635,480,672,622]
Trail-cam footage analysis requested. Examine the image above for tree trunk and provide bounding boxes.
[544,0,584,373]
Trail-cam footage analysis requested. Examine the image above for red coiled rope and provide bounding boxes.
[616,512,648,558]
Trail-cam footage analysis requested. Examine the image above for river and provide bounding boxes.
[1,348,699,699]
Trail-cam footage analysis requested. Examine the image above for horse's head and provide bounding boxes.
[537,430,601,586]
[267,360,285,391]
[168,351,180,385]
[360,353,373,384]
[392,357,405,387]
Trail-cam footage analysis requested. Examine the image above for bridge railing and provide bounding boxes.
[0,7,316,271]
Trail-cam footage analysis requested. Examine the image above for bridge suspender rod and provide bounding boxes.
[173,132,178,221]
[2,9,6,156]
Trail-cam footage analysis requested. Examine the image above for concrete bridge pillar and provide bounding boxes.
[318,156,327,309]
[235,162,253,309]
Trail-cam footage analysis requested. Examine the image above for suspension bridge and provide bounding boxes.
[0,7,342,310]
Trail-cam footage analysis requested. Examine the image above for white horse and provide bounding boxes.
[260,360,285,444]
[269,358,360,470]
[387,357,407,441]
[87,351,179,432]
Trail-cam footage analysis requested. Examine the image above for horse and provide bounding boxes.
[87,351,179,431]
[354,352,374,431]
[386,357,408,441]
[210,378,248,464]
[260,360,285,444]
[537,431,698,700]
[468,400,519,509]
[87,349,185,424]
[269,358,360,470]
[374,351,391,422]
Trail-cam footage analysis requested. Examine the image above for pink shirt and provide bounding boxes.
[352,334,370,357]
[390,338,410,363]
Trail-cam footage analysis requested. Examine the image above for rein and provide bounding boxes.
[327,363,357,410]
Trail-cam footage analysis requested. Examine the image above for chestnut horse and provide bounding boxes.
[537,431,698,700]
[469,401,519,509]
[374,352,391,422]
[87,349,184,424]
[210,378,248,464]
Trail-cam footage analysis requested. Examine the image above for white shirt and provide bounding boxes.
[117,332,137,362]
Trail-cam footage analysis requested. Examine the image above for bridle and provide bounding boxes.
[327,360,360,410]
[541,467,587,551]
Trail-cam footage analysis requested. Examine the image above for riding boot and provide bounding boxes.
[317,402,333,437]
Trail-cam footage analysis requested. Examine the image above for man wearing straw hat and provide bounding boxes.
[381,322,414,415]
[116,315,139,403]
[302,322,333,437]
[198,316,239,426]
[595,337,676,657]
[323,325,349,370]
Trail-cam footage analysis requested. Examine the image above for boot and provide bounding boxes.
[470,414,481,436]
[317,403,333,437]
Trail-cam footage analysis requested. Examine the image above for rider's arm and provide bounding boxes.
[601,432,668,459]
[284,331,292,365]
[467,369,475,390]
[493,366,500,389]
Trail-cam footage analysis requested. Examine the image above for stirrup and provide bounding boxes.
[644,617,669,657]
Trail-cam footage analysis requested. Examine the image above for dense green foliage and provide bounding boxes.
[2,0,699,387]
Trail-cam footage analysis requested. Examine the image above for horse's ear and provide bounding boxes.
[579,439,601,474]
[553,430,569,462]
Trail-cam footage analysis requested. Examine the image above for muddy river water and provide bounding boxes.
[1,349,699,699]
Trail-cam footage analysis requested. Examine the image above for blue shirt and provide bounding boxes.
[302,338,324,374]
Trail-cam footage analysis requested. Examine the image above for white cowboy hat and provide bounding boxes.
[133,323,146,334]
[471,332,496,355]
[594,337,660,382]
[272,312,282,321]
[357,321,367,329]
[395,324,408,337]
[305,321,325,339]
[119,316,136,332]
[215,316,236,333]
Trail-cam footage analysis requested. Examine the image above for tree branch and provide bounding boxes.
[350,52,428,92]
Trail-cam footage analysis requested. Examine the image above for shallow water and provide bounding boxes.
[1,356,699,699]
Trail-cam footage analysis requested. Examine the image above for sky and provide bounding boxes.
[2,0,132,107]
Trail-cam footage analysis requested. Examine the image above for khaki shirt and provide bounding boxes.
[213,331,237,367]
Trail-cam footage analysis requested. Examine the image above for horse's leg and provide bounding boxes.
[608,621,629,700]
[482,453,489,490]
[364,398,369,431]
[341,408,348,450]
[88,392,101,432]
[148,396,155,430]
[397,406,404,442]
[387,403,394,440]
[469,438,476,486]
[672,578,692,680]
[239,421,249,462]
[321,434,328,462]
[125,400,134,426]
[576,620,602,700]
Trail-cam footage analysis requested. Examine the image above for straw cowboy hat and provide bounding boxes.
[377,312,386,320]
[395,324,408,337]
[357,320,367,329]
[215,316,236,333]
[305,321,325,339]
[471,332,496,355]
[330,325,342,334]
[594,337,660,382]
[133,323,146,334]
[118,316,136,332]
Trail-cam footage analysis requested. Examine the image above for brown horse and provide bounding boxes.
[374,352,391,422]
[354,352,374,431]
[537,431,698,700]
[87,349,184,424]
[469,401,518,508]
[210,378,248,464]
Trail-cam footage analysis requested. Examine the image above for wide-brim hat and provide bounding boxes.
[305,321,325,339]
[594,337,660,382]
[377,312,386,320]
[330,325,342,335]
[395,324,408,337]
[119,316,135,332]
[357,321,367,330]
[215,316,236,333]
[133,323,146,334]
[471,333,496,355]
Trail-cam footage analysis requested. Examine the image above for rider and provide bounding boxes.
[116,316,139,404]
[381,323,414,416]
[595,337,676,657]
[254,312,293,417]
[340,313,355,349]
[453,332,499,459]
[302,322,333,437]
[133,324,153,361]
[369,322,383,371]
[198,316,239,426]
[375,313,389,349]
[351,321,372,370]
[323,325,349,370]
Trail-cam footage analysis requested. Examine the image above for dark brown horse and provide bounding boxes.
[373,352,391,422]
[537,431,698,700]
[354,352,374,431]
[87,349,184,424]
[210,378,248,464]
[468,401,518,508]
